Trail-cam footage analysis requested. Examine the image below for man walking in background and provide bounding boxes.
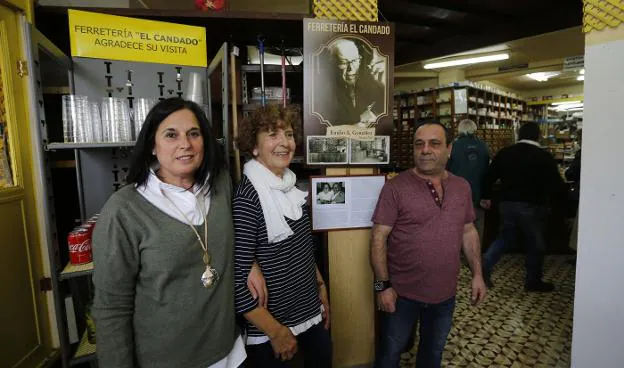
[480,122,565,292]
[448,119,490,243]
[371,121,486,368]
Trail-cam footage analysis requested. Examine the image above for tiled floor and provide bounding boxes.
[400,254,575,368]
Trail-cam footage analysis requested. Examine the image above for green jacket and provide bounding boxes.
[92,173,237,368]
[448,134,490,207]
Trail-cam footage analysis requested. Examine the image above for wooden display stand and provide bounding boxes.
[326,167,376,367]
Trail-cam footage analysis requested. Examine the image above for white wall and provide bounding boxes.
[571,32,624,367]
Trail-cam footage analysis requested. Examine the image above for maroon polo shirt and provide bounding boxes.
[372,170,475,304]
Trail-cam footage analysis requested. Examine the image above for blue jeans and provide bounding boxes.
[244,322,331,367]
[375,295,456,368]
[483,201,547,285]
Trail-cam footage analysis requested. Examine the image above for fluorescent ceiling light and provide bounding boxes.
[552,100,582,105]
[423,53,509,69]
[526,72,561,82]
[577,75,585,81]
[580,69,585,75]
[555,103,584,111]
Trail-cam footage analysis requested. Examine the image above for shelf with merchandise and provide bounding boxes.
[70,331,96,366]
[60,262,94,281]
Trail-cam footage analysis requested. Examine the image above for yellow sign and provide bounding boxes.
[68,10,207,67]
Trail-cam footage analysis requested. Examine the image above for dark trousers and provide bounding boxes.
[245,322,332,368]
[484,201,548,285]
[375,296,456,368]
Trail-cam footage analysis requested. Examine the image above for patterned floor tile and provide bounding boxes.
[399,255,574,367]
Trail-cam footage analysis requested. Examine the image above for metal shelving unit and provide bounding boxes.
[47,142,135,150]
[60,262,94,281]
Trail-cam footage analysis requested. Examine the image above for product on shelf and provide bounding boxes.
[67,214,99,265]
[85,302,96,344]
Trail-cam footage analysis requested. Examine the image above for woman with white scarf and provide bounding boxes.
[233,105,331,367]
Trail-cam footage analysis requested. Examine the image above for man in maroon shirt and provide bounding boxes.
[371,121,487,368]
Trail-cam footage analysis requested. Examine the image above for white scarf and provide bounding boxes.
[243,159,308,243]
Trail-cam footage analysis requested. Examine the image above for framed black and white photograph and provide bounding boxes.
[310,175,386,231]
[307,136,349,165]
[316,181,346,205]
[349,136,390,164]
[304,19,395,136]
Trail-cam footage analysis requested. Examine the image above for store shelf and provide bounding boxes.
[47,142,135,150]
[60,262,94,281]
[70,331,96,366]
[241,64,303,73]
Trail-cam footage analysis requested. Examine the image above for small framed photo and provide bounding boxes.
[349,136,390,165]
[307,136,349,165]
[316,181,346,205]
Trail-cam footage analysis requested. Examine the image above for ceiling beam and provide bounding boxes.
[403,0,513,21]
[395,71,439,78]
[394,6,582,65]
[466,59,565,80]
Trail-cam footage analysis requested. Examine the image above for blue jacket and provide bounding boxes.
[448,134,490,207]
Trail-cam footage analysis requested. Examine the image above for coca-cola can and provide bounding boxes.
[78,223,94,239]
[68,228,92,265]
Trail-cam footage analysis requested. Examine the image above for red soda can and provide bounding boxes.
[86,218,98,232]
[78,223,94,239]
[68,228,92,264]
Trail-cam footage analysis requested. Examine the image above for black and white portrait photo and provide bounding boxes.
[316,181,346,205]
[311,36,387,128]
[304,19,395,139]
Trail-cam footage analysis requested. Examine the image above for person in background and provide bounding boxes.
[233,104,331,367]
[371,121,486,368]
[91,98,245,368]
[331,182,345,204]
[480,122,565,292]
[317,183,334,204]
[448,119,490,243]
[565,136,581,259]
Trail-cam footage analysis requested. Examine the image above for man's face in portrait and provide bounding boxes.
[334,40,361,86]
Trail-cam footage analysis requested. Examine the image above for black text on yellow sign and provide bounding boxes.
[68,10,207,67]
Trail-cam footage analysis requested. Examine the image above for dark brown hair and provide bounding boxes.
[236,104,302,156]
[126,97,225,194]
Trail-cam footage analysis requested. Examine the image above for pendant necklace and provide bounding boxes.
[161,189,219,288]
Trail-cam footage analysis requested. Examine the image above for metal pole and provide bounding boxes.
[258,36,266,106]
[281,43,287,107]
[230,46,241,184]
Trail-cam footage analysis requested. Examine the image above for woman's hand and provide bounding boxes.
[247,262,267,308]
[269,324,298,361]
[319,282,331,329]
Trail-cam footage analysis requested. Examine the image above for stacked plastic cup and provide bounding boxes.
[133,98,157,140]
[62,95,91,143]
[101,97,132,142]
[90,102,103,142]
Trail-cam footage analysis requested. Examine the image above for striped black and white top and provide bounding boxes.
[233,175,322,344]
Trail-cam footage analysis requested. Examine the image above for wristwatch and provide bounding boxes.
[374,280,392,292]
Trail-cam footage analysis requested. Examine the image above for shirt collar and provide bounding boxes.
[518,139,542,148]
[410,168,450,185]
[141,169,201,194]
